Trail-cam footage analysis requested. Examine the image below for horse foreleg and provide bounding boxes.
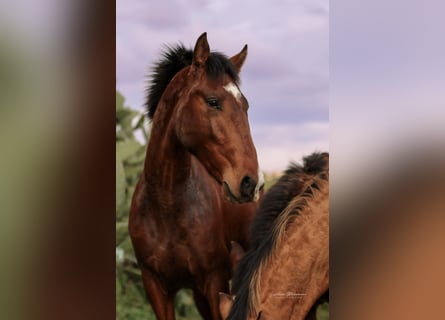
[204,272,230,320]
[193,290,212,320]
[141,269,175,320]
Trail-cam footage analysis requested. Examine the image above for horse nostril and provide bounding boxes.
[240,175,257,199]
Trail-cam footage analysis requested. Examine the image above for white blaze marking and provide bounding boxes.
[223,82,242,103]
[254,168,265,202]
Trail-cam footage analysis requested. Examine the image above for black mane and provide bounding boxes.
[228,152,329,320]
[145,44,240,119]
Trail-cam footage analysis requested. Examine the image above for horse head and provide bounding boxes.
[172,33,263,203]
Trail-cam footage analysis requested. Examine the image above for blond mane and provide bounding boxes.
[248,174,327,316]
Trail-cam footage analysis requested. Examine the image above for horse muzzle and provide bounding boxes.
[223,171,264,203]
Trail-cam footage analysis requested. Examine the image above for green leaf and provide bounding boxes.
[116,220,129,245]
[116,159,126,218]
[133,114,145,129]
[316,302,329,320]
[116,91,125,111]
[116,108,138,125]
[124,185,136,212]
[125,147,146,165]
[117,140,142,162]
[115,129,126,142]
[124,165,144,186]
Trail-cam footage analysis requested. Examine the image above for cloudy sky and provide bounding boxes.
[117,0,329,172]
[329,0,445,187]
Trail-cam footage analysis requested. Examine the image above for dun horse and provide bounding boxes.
[129,33,263,320]
[220,152,329,320]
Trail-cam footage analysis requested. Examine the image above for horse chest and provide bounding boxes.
[141,201,227,274]
[133,160,232,280]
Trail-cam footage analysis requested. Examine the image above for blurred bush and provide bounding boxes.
[115,90,155,319]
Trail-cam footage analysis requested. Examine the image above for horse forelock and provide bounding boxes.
[145,44,240,120]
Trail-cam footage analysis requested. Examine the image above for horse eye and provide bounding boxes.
[206,98,222,110]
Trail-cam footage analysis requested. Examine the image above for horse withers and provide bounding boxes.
[129,33,263,320]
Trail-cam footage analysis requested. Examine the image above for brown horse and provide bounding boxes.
[220,152,329,320]
[129,33,263,320]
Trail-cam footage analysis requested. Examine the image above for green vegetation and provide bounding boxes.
[263,172,281,191]
[116,90,150,319]
[317,302,330,320]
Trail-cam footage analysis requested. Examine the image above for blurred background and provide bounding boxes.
[0,1,73,319]
[330,0,445,318]
[1,0,444,319]
[0,1,115,319]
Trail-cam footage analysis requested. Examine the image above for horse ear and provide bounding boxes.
[230,44,248,73]
[230,241,245,271]
[219,292,234,319]
[193,32,210,68]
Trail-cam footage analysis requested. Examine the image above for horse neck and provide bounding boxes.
[144,113,192,195]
